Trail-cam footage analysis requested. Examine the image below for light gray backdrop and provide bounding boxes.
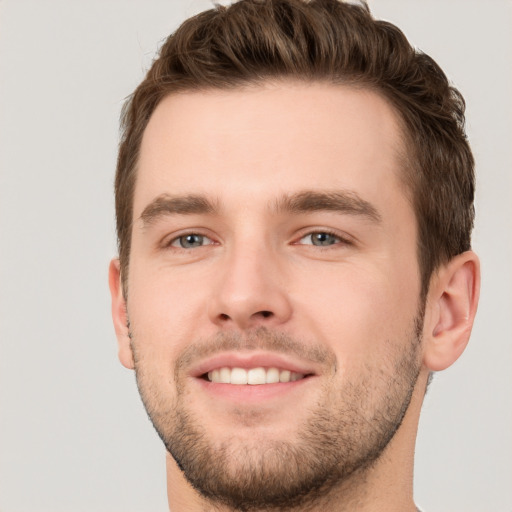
[0,1,510,511]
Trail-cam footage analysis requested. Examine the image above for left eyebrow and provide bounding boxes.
[271,190,382,223]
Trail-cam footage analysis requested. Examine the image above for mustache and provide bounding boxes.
[174,327,336,377]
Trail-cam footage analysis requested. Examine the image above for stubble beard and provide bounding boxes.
[131,321,423,512]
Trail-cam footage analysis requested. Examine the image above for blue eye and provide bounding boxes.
[171,234,210,249]
[300,232,341,246]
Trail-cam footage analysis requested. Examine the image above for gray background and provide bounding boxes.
[0,1,510,511]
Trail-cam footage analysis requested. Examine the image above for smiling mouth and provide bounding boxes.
[204,367,310,385]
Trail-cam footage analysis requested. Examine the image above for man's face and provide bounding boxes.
[120,82,424,508]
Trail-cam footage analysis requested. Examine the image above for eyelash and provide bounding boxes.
[163,229,352,251]
[295,229,352,248]
[165,232,216,250]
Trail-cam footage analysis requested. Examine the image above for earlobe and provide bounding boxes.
[422,251,480,371]
[108,259,135,370]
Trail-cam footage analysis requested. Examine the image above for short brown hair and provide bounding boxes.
[115,0,474,298]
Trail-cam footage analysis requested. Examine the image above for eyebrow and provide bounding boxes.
[272,190,381,223]
[138,189,381,227]
[139,194,218,226]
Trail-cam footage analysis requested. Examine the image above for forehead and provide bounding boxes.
[134,81,409,219]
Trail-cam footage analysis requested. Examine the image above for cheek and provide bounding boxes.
[127,263,211,362]
[292,259,421,361]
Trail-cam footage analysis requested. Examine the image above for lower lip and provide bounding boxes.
[194,376,315,403]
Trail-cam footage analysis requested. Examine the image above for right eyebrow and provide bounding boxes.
[138,194,218,227]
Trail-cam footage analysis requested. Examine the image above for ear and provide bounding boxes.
[422,251,480,371]
[108,259,134,370]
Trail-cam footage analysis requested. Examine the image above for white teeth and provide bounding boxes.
[207,367,305,385]
[219,367,231,384]
[266,367,280,384]
[247,367,266,385]
[279,370,291,383]
[230,367,248,385]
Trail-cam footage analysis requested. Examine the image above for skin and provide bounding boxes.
[109,81,480,511]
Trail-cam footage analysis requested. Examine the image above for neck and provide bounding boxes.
[166,372,428,512]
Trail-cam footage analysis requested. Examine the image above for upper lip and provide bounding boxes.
[189,351,320,378]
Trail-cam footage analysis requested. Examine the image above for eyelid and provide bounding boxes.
[170,234,214,248]
[158,227,355,250]
[161,229,218,249]
[293,228,355,246]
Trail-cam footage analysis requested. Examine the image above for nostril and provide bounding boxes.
[215,310,275,325]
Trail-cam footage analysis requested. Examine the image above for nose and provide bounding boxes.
[207,242,293,330]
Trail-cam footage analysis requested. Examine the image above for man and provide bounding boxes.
[108,1,480,510]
